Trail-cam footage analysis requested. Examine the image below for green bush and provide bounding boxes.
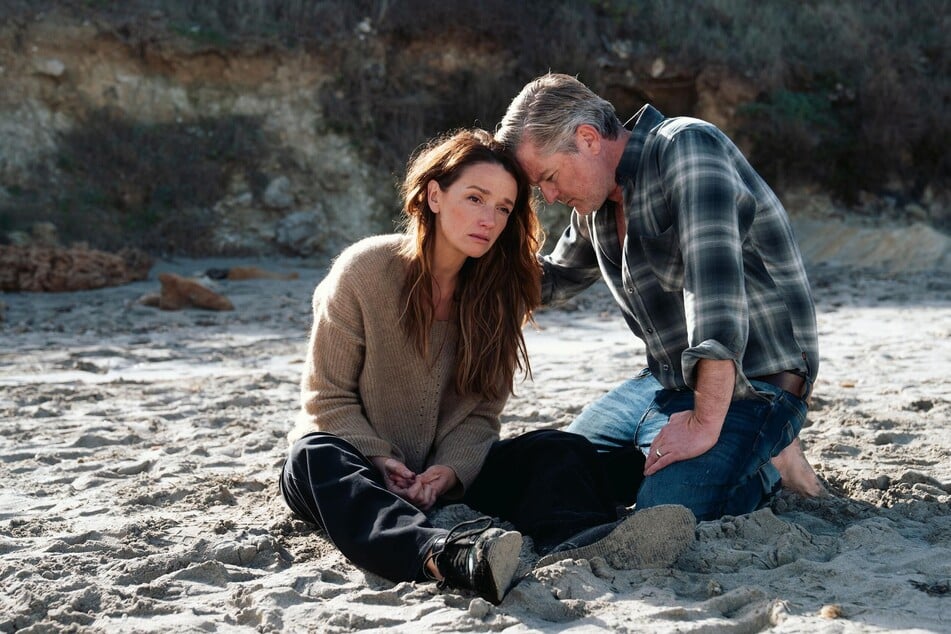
[1,109,266,254]
[3,0,947,253]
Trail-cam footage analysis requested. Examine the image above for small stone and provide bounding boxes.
[34,58,65,77]
[263,176,293,209]
[873,432,894,445]
[819,604,843,619]
[467,597,491,619]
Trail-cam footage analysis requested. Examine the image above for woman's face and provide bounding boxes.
[427,162,516,268]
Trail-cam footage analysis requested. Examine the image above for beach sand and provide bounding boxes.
[1,256,949,633]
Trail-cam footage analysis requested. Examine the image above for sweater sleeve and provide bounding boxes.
[290,262,397,461]
[430,395,504,496]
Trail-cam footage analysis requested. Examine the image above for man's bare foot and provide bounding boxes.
[772,438,826,497]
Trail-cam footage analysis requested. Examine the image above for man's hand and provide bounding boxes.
[644,357,735,475]
[644,409,722,475]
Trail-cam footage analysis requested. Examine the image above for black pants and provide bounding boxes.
[279,429,644,583]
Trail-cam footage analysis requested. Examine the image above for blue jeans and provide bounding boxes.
[566,368,807,521]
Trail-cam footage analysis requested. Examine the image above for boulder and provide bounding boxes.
[0,245,153,292]
[263,176,294,210]
[156,273,234,311]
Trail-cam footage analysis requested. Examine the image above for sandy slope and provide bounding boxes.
[1,255,949,633]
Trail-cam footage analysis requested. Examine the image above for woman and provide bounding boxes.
[279,129,688,605]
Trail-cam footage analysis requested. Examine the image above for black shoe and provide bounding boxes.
[426,517,522,604]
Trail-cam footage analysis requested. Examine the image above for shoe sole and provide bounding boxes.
[535,504,696,570]
[478,530,523,603]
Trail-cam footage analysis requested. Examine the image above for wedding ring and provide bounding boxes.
[655,448,664,458]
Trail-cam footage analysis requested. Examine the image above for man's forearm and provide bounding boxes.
[693,358,735,427]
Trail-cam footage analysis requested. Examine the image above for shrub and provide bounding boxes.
[3,0,946,251]
[1,109,266,254]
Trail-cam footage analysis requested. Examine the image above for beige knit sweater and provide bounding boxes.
[288,234,506,493]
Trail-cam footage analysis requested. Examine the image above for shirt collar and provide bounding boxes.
[615,104,666,186]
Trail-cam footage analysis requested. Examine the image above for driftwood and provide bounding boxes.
[0,245,153,292]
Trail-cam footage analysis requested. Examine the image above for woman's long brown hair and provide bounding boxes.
[398,129,542,400]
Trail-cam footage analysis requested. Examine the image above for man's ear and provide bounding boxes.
[427,180,441,213]
[575,124,602,155]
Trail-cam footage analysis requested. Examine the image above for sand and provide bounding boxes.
[1,255,949,633]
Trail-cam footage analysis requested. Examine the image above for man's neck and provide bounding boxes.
[605,128,631,204]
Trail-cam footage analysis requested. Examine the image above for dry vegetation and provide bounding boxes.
[1,0,948,253]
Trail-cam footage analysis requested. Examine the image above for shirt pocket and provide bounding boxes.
[638,226,684,292]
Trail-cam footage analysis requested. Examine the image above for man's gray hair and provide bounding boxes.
[496,73,622,156]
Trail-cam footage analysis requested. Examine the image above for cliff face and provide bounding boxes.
[0,8,947,268]
[0,13,393,256]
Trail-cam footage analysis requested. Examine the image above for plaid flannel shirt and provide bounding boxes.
[541,105,819,399]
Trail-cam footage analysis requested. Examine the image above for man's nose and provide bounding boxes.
[539,183,558,205]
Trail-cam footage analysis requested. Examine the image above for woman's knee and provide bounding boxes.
[285,432,363,481]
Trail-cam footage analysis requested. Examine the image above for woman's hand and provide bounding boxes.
[370,456,417,498]
[369,458,457,510]
[406,465,458,511]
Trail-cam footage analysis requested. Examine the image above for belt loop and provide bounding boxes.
[801,375,813,404]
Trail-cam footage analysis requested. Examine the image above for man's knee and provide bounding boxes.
[635,459,733,521]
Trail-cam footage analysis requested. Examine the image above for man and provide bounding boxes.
[496,73,823,521]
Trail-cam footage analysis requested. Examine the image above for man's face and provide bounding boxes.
[515,126,615,215]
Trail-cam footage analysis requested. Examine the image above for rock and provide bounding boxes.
[30,222,60,246]
[0,245,153,292]
[263,176,293,210]
[5,231,31,246]
[157,273,233,311]
[137,292,161,307]
[34,58,65,77]
[791,218,951,273]
[275,208,329,256]
[904,203,928,222]
[118,247,155,280]
[695,66,758,134]
[205,266,299,281]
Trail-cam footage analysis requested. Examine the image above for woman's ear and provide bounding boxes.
[427,180,442,213]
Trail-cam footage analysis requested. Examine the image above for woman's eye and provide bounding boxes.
[468,195,481,203]
[498,207,512,216]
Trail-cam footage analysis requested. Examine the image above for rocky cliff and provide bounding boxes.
[1,4,947,272]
